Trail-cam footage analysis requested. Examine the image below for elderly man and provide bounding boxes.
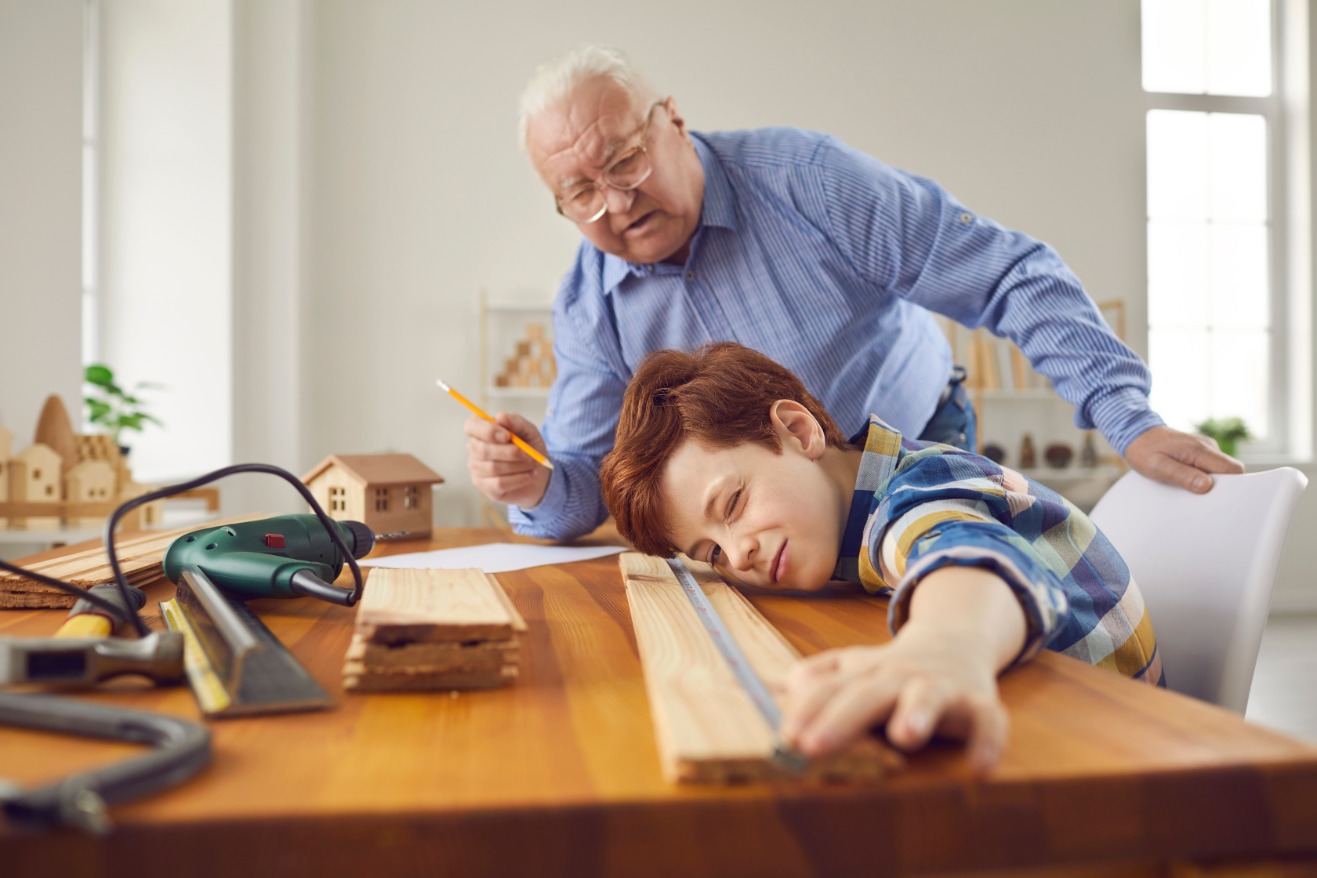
[464,45,1242,541]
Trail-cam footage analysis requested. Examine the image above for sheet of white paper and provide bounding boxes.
[359,542,626,573]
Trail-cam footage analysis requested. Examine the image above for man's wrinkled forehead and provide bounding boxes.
[527,79,646,184]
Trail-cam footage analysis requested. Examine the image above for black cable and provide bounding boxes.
[0,559,136,624]
[102,463,365,637]
[0,463,364,640]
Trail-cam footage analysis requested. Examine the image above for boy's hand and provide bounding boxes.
[781,626,1008,774]
[781,565,1026,774]
[464,412,552,509]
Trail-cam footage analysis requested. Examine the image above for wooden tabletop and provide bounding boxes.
[2,528,1317,878]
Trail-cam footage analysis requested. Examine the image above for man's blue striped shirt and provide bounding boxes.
[511,127,1162,540]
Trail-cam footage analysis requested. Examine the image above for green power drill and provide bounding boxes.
[162,515,376,606]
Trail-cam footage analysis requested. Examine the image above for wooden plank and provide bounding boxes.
[343,632,518,672]
[620,552,901,784]
[0,515,261,608]
[343,666,517,692]
[355,567,527,644]
[346,568,525,690]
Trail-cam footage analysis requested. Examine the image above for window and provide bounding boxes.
[403,486,418,510]
[329,486,346,513]
[1142,0,1307,454]
[374,487,390,513]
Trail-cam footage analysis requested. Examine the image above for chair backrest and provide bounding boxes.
[1088,467,1307,712]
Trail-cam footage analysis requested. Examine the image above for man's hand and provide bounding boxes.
[1124,425,1244,494]
[464,411,552,509]
[781,628,1008,775]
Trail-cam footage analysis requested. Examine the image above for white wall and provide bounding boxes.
[97,0,232,482]
[7,1,1315,608]
[0,0,83,437]
[296,0,1147,528]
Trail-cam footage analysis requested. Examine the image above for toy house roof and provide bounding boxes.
[302,453,445,488]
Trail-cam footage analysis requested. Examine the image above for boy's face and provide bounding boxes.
[659,403,851,591]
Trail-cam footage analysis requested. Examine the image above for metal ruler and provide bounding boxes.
[665,557,807,773]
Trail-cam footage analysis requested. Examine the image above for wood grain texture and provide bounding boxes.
[1,528,1316,878]
[354,567,527,643]
[346,567,524,691]
[622,552,901,783]
[0,515,260,608]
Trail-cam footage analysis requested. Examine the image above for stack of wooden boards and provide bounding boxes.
[344,567,526,692]
[0,516,255,609]
[620,553,902,784]
[492,322,556,389]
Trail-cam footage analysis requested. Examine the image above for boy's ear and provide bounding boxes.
[770,400,825,460]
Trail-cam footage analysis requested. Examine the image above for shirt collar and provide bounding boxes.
[600,132,739,292]
[834,415,906,582]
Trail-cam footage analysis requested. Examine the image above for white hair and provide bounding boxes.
[517,45,657,152]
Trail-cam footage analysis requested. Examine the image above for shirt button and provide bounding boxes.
[959,212,973,224]
[685,271,695,281]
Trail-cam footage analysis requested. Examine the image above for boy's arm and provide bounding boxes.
[783,564,1024,773]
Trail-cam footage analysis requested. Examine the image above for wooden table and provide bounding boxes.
[2,528,1316,878]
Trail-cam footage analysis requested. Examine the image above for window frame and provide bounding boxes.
[1142,0,1300,457]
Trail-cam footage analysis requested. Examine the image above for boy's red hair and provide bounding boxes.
[600,342,849,556]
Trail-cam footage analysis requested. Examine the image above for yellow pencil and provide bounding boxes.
[435,379,555,471]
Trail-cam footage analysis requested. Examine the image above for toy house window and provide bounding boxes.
[329,486,346,513]
[374,487,389,512]
[403,486,418,510]
[33,469,41,480]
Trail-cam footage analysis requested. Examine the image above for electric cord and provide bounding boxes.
[0,462,364,637]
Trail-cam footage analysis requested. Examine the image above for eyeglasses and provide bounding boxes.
[555,101,665,224]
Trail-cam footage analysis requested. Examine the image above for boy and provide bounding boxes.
[600,342,1160,773]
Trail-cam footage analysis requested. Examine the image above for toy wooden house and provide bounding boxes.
[302,453,444,541]
[0,395,164,531]
[8,444,63,529]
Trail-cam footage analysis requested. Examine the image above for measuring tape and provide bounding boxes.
[665,556,807,773]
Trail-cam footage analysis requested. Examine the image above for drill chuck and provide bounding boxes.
[341,520,376,559]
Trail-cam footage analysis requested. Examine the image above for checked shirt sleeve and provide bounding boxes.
[863,448,1073,667]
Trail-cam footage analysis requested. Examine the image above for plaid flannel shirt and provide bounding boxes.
[835,415,1162,684]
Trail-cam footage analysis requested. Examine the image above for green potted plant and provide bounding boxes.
[1194,416,1252,457]
[84,363,165,455]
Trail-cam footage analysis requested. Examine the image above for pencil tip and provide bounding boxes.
[435,379,450,392]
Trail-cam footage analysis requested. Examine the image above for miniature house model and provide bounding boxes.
[302,454,444,541]
[0,396,163,531]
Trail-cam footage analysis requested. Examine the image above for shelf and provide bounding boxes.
[484,300,553,313]
[1016,464,1124,485]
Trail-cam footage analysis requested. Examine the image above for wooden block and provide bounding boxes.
[343,632,518,672]
[354,567,527,645]
[620,552,901,784]
[343,665,517,692]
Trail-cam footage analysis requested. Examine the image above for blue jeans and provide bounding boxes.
[917,367,977,452]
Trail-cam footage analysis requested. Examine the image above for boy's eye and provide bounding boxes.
[709,544,723,565]
[726,489,742,520]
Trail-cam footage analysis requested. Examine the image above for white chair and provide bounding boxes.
[1088,467,1308,713]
